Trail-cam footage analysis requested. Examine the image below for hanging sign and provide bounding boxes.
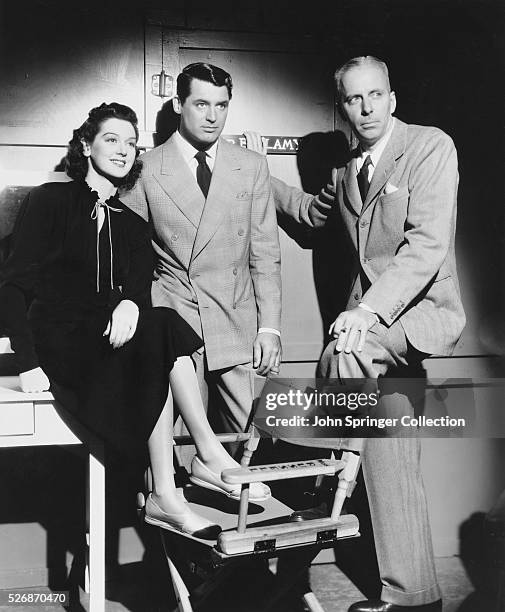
[224,135,299,155]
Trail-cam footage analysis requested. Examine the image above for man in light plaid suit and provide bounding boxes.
[123,62,281,450]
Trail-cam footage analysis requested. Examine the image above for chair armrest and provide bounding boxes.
[221,458,345,484]
[173,432,253,446]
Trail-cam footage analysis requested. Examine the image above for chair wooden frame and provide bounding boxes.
[148,429,363,612]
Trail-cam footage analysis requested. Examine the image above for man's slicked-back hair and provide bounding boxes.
[177,62,233,104]
[334,56,391,102]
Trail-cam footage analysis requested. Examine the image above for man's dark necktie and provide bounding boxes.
[357,155,373,203]
[195,150,211,198]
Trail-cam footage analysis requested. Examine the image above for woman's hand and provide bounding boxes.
[20,367,50,393]
[103,300,139,349]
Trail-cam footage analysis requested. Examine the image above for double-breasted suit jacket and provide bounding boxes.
[123,135,281,372]
[273,118,465,357]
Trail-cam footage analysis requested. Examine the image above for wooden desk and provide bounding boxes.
[0,375,105,612]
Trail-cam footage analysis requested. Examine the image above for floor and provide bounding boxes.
[310,557,476,612]
[0,556,488,612]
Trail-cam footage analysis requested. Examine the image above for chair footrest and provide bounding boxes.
[217,514,359,555]
[221,458,345,484]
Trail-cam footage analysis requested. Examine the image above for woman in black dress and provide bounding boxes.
[0,103,268,539]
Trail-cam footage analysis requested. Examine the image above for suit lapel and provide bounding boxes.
[191,139,241,263]
[155,135,205,229]
[362,119,408,212]
[343,155,362,216]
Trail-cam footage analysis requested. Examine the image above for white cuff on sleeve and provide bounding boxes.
[258,327,281,337]
[358,302,379,322]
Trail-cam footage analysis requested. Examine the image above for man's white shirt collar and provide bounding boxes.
[174,130,218,171]
[356,117,395,174]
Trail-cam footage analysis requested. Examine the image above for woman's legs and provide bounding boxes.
[169,356,239,473]
[148,355,269,507]
[146,386,221,535]
[147,388,187,514]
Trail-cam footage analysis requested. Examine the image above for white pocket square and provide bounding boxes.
[384,182,399,194]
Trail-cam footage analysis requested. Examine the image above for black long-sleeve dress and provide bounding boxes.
[0,180,202,462]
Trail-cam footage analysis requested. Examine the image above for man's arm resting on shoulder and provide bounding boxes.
[271,177,336,228]
[243,130,336,228]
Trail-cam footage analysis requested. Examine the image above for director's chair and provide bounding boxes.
[139,428,363,612]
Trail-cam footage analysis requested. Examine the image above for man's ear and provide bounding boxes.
[172,96,182,115]
[81,139,91,157]
[389,91,397,115]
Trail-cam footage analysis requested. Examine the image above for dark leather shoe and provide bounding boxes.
[348,599,442,612]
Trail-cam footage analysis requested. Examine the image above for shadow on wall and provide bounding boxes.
[153,100,180,147]
[0,447,174,610]
[457,491,505,611]
[283,129,354,343]
[0,447,85,595]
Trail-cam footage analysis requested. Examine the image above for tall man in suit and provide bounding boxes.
[266,56,465,612]
[123,63,281,475]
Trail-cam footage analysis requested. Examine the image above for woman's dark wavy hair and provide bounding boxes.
[65,102,142,191]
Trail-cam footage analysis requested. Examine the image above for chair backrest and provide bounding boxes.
[0,171,69,241]
[0,172,69,370]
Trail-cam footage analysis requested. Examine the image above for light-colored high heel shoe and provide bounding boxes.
[144,493,222,539]
[189,456,271,502]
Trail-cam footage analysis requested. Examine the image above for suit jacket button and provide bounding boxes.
[238,229,245,236]
[232,268,238,275]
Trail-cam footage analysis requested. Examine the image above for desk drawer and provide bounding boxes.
[0,402,35,435]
